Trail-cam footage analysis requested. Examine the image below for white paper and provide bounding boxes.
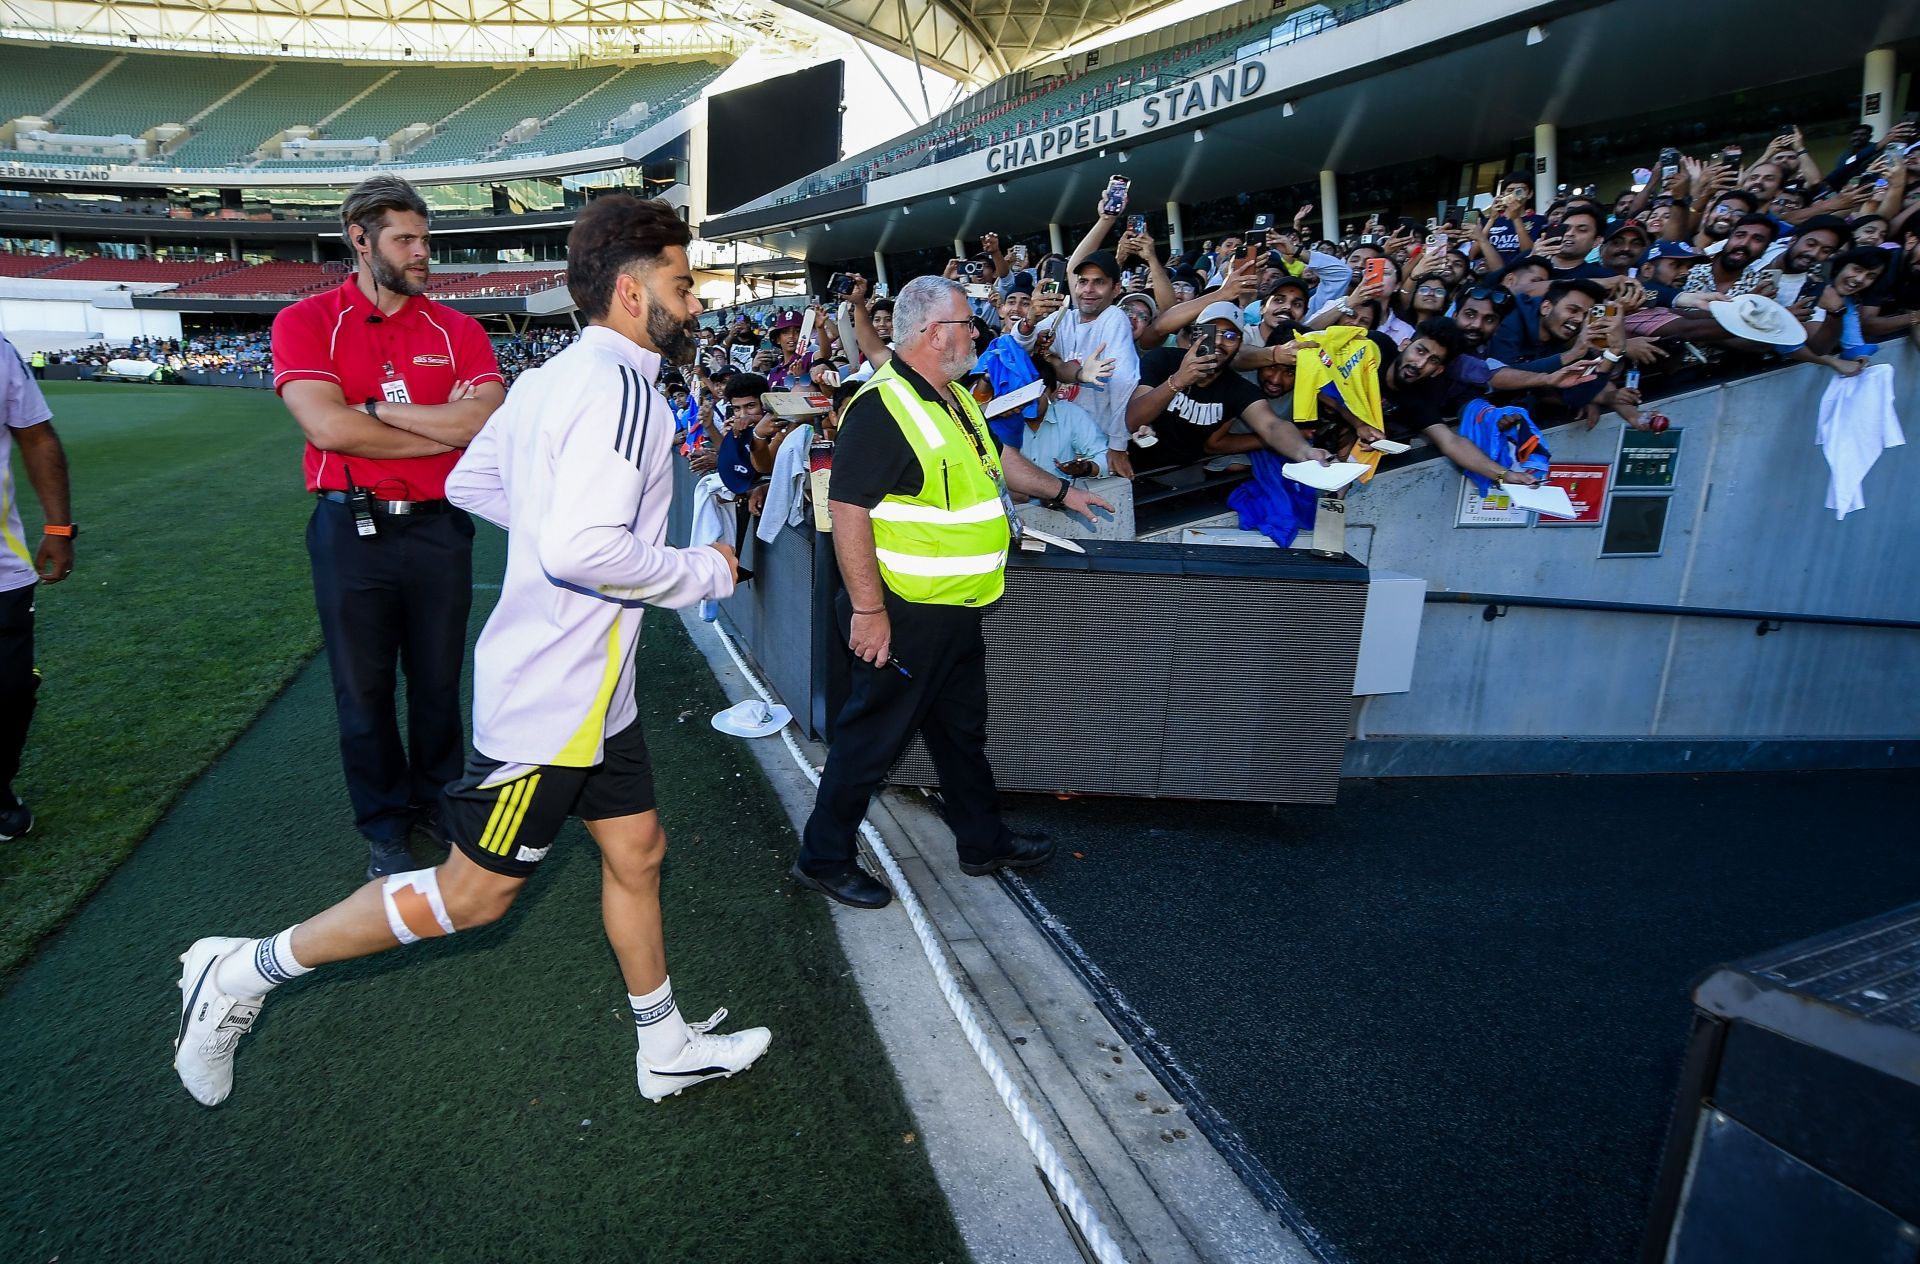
[1020,525,1087,554]
[798,307,816,346]
[1364,438,1411,455]
[1283,460,1368,492]
[984,379,1047,418]
[1501,481,1578,519]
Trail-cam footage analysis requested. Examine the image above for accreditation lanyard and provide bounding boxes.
[938,392,1021,543]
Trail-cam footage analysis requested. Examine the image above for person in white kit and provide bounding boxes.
[171,195,770,1107]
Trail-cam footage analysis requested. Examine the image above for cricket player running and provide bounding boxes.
[174,195,769,1106]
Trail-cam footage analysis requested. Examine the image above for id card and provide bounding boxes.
[381,376,412,404]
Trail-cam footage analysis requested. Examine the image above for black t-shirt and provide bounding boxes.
[828,360,1001,508]
[1129,346,1263,469]
[1549,260,1618,282]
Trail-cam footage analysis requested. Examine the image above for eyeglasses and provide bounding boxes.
[923,319,973,332]
[1415,285,1450,298]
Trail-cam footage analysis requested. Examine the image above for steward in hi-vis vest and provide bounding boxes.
[790,276,1112,911]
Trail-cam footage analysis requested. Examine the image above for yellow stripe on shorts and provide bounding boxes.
[499,773,541,854]
[478,777,527,855]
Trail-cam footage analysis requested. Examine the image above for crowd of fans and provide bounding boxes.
[679,118,1920,546]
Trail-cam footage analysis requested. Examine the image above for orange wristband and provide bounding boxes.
[42,524,75,538]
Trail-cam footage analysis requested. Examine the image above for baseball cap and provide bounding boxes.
[1169,265,1205,290]
[1195,300,1247,334]
[1605,219,1651,241]
[1004,271,1035,296]
[1074,250,1121,282]
[1268,275,1311,302]
[770,310,802,331]
[1642,240,1703,264]
[1119,290,1159,319]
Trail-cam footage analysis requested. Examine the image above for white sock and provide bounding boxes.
[629,977,692,1065]
[214,928,312,999]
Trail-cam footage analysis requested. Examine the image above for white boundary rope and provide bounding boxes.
[707,619,1127,1264]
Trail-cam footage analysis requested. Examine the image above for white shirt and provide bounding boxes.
[447,326,734,767]
[1018,399,1110,477]
[1012,304,1140,451]
[0,337,53,594]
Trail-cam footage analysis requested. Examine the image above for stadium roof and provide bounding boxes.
[773,0,1203,82]
[2,0,1178,82]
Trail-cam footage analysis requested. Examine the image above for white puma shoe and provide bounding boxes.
[174,937,262,1107]
[636,1009,772,1102]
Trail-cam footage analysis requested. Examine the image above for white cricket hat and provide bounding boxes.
[710,698,792,739]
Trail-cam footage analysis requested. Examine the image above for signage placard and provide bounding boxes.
[1538,463,1609,526]
[1457,480,1530,527]
[1617,428,1683,488]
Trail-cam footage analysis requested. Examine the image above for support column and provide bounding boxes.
[1048,222,1065,255]
[872,251,890,293]
[1533,123,1558,214]
[1317,169,1339,244]
[953,236,967,262]
[1863,47,1897,133]
[1164,199,1185,259]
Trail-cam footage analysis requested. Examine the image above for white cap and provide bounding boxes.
[1195,301,1246,333]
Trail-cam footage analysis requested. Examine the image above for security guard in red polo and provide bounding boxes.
[271,174,504,880]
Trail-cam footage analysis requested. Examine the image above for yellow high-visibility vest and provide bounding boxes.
[851,360,1009,607]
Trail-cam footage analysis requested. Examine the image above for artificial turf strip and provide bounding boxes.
[2,382,320,974]
[0,585,969,1262]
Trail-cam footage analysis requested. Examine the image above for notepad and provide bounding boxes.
[983,379,1047,418]
[1283,461,1369,492]
[1501,481,1578,519]
[1365,438,1412,455]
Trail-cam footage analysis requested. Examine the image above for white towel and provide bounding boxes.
[1816,363,1904,520]
[756,424,814,543]
[689,472,735,547]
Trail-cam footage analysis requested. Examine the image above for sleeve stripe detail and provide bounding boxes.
[613,365,632,454]
[273,369,342,384]
[627,377,652,468]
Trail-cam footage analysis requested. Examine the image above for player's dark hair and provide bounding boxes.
[339,174,429,250]
[565,194,692,320]
[1413,316,1466,361]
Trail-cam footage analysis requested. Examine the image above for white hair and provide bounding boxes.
[893,275,968,349]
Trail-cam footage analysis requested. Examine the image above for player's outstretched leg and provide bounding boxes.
[587,810,770,1101]
[173,850,524,1106]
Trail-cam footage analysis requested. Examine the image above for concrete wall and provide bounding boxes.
[1345,344,1920,760]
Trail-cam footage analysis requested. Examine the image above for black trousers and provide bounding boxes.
[799,590,1010,873]
[0,583,36,807]
[306,498,472,844]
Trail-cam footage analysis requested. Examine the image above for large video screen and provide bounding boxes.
[706,61,845,214]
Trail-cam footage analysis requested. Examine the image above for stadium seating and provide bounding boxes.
[35,257,243,284]
[0,252,66,278]
[168,261,340,298]
[425,268,568,297]
[163,61,388,167]
[0,43,726,170]
[53,54,261,139]
[0,45,116,124]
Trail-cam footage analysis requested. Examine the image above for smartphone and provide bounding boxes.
[1010,244,1030,268]
[947,258,964,275]
[1757,268,1784,289]
[829,272,856,296]
[1042,257,1068,290]
[1234,242,1254,261]
[965,283,992,299]
[1099,174,1131,217]
[1251,212,1273,232]
[1590,302,1614,323]
[1127,213,1147,236]
[1194,328,1217,359]
[963,259,986,280]
[1723,144,1743,163]
[1361,257,1388,290]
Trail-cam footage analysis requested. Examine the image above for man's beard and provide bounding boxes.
[371,253,426,297]
[648,304,698,365]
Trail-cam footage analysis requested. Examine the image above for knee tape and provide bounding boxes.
[381,869,456,945]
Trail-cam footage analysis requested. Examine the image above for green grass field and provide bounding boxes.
[0,382,968,1261]
[3,382,321,974]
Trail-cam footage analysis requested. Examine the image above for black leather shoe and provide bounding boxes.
[366,837,416,881]
[789,862,892,909]
[958,834,1055,876]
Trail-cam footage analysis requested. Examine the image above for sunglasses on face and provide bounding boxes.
[1464,286,1515,309]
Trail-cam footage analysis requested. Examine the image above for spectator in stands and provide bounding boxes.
[1369,318,1551,487]
[1236,278,1312,370]
[1803,246,1891,372]
[1862,225,1920,340]
[1483,177,1547,262]
[1018,362,1110,480]
[1014,246,1142,478]
[1488,279,1641,425]
[1677,214,1780,303]
[1494,255,1552,302]
[1122,302,1329,473]
[1691,188,1762,251]
[717,372,772,507]
[1543,204,1612,282]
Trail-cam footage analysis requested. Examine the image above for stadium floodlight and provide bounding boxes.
[1193,129,1204,143]
[1282,100,1296,117]
[1117,151,1128,163]
[948,195,957,205]
[997,183,1007,193]
[1526,24,1547,44]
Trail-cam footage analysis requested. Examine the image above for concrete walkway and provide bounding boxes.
[683,610,1317,1264]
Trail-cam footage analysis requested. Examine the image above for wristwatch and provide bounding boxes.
[1042,477,1071,510]
[365,398,382,422]
[42,523,77,539]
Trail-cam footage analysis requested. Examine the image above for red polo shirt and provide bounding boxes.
[271,278,503,500]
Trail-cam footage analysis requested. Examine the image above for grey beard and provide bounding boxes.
[649,305,697,365]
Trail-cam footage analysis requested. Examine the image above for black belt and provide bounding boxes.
[318,490,450,515]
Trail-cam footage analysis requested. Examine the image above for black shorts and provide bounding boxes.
[444,721,657,877]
